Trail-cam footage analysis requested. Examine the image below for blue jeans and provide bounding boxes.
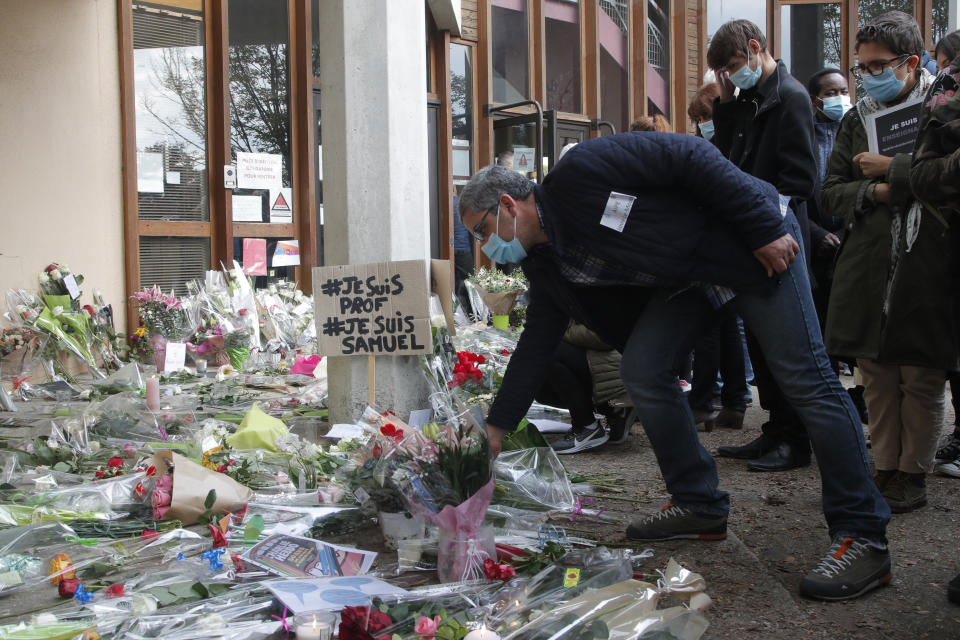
[620,213,890,543]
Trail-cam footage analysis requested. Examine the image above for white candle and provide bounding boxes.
[145,377,160,411]
[295,613,333,640]
[464,626,502,640]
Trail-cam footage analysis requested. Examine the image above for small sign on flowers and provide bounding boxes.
[312,260,431,357]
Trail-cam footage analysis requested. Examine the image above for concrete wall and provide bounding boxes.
[0,0,126,326]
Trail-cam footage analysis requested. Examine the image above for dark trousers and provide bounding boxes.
[747,330,811,453]
[535,341,596,429]
[689,308,748,413]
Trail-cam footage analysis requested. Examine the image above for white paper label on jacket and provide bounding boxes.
[600,192,636,232]
[778,194,790,218]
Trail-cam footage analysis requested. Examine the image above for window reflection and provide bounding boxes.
[492,0,529,103]
[780,3,842,88]
[132,1,209,223]
[545,0,581,113]
[600,0,629,133]
[648,0,670,118]
[451,43,474,189]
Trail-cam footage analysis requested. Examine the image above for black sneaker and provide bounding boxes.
[847,385,869,425]
[625,504,727,541]
[597,403,633,444]
[936,432,960,464]
[551,423,609,455]
[799,537,892,601]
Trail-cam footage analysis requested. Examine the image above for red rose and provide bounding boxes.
[58,578,80,598]
[216,465,228,473]
[372,444,382,458]
[339,606,378,640]
[483,558,498,580]
[104,584,125,598]
[107,457,124,469]
[44,264,58,273]
[367,610,393,633]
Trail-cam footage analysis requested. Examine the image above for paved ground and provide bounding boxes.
[555,381,960,640]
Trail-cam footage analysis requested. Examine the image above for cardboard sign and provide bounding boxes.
[865,97,924,157]
[312,260,431,357]
[236,152,282,189]
[430,258,455,336]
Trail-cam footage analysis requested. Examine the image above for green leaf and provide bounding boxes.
[53,461,72,472]
[203,489,217,510]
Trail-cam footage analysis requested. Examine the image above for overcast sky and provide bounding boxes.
[707,0,767,37]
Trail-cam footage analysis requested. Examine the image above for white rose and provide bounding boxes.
[50,269,62,280]
[59,264,70,274]
[16,305,27,314]
[130,594,158,615]
[52,306,63,316]
[88,440,101,453]
[38,273,50,284]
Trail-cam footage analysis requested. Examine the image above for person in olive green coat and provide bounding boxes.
[821,11,957,514]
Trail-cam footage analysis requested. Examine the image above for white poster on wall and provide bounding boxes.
[512,146,536,175]
[269,188,293,223]
[237,152,283,189]
[137,152,164,193]
[232,195,263,222]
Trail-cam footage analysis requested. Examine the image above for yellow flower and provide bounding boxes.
[134,327,146,338]
[49,553,75,585]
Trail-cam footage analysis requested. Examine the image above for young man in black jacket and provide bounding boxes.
[708,20,819,473]
[458,131,891,601]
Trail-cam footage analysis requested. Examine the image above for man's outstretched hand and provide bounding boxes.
[753,234,800,277]
[487,424,508,459]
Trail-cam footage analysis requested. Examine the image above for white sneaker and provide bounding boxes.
[551,423,609,454]
[935,459,960,478]
[679,380,692,393]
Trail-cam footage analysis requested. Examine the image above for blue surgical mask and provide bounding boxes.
[729,49,762,90]
[862,67,906,102]
[698,120,715,141]
[821,95,852,121]
[481,208,527,264]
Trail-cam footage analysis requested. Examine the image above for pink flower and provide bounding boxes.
[414,616,442,639]
[153,505,169,520]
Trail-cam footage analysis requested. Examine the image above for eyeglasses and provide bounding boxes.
[850,54,909,79]
[468,205,498,243]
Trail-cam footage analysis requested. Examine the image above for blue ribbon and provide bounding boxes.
[74,583,94,604]
[201,547,225,572]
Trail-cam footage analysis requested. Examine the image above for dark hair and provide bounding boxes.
[935,30,960,63]
[687,82,722,122]
[629,114,672,132]
[855,10,923,57]
[707,20,767,70]
[807,68,845,96]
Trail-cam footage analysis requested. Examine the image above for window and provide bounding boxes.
[647,0,670,117]
[545,0,582,113]
[780,3,843,88]
[599,0,629,133]
[451,43,474,189]
[131,1,211,295]
[492,0,529,103]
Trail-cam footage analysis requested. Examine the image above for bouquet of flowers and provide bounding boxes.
[132,286,187,372]
[468,267,527,329]
[6,288,102,382]
[38,262,83,312]
[375,415,495,582]
[256,280,316,352]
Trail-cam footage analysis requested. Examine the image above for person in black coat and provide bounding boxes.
[708,19,819,473]
[458,130,891,601]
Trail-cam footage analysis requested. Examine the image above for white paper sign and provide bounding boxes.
[599,191,636,232]
[232,195,263,222]
[63,274,81,300]
[136,152,164,193]
[408,408,433,429]
[266,577,408,615]
[272,240,300,267]
[513,146,536,174]
[163,342,186,372]
[270,187,293,223]
[166,171,181,185]
[237,152,283,189]
[324,423,367,440]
